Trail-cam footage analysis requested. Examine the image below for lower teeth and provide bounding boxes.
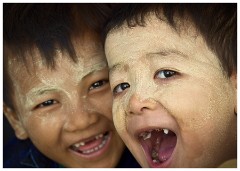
[153,159,160,163]
[81,134,108,154]
[151,149,160,163]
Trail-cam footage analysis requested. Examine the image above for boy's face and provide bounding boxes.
[6,32,125,167]
[105,15,237,168]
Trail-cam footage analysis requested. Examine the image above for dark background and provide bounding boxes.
[3,115,15,145]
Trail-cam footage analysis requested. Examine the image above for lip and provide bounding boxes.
[134,126,178,168]
[134,126,178,142]
[137,128,177,168]
[127,110,179,168]
[69,131,112,160]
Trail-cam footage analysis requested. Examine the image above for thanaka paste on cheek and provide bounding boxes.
[8,46,108,125]
[107,14,236,167]
[109,16,234,129]
[6,29,125,167]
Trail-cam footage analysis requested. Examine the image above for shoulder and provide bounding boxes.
[3,137,58,168]
[4,137,32,167]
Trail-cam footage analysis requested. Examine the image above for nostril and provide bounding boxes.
[129,105,151,115]
[128,95,145,114]
[128,95,158,115]
[141,106,149,111]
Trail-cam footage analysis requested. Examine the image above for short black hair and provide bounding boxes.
[3,3,113,110]
[4,3,113,67]
[104,3,237,76]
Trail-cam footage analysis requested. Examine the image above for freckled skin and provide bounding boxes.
[6,32,125,168]
[105,15,237,168]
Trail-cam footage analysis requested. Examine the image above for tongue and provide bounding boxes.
[152,131,177,162]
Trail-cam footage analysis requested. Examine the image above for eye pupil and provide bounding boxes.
[89,80,108,90]
[155,70,176,79]
[35,99,56,109]
[93,81,102,87]
[164,70,174,77]
[113,82,130,95]
[43,100,54,106]
[121,83,130,90]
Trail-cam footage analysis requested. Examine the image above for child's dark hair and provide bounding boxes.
[4,3,113,110]
[104,3,236,77]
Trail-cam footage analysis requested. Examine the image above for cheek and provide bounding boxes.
[112,100,126,133]
[13,85,34,116]
[88,90,113,119]
[158,78,235,164]
[23,111,61,140]
[112,100,148,167]
[157,76,234,130]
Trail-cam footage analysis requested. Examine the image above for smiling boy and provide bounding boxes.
[104,4,237,168]
[3,4,141,168]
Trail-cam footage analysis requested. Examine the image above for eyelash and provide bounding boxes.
[112,69,178,96]
[154,70,178,80]
[113,82,130,95]
[35,99,58,109]
[33,80,109,110]
[89,80,109,91]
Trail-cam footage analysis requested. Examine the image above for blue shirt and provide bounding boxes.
[4,137,141,168]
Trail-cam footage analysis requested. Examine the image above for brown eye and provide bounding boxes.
[155,70,176,79]
[113,82,130,95]
[36,99,57,109]
[89,80,109,90]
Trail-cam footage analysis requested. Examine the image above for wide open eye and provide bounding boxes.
[113,82,130,95]
[35,99,58,109]
[89,80,109,91]
[155,70,177,79]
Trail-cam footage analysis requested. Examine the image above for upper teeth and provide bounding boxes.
[163,128,169,134]
[95,133,103,139]
[144,132,151,140]
[73,133,104,148]
[139,132,152,140]
[79,142,85,146]
[139,128,170,140]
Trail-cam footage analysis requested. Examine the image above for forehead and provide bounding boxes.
[7,33,107,92]
[105,14,203,66]
[8,30,105,70]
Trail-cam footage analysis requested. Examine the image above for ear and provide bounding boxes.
[3,103,28,140]
[230,71,237,115]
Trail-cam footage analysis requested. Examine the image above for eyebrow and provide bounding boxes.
[81,64,108,81]
[147,49,188,59]
[109,62,127,76]
[81,58,107,73]
[27,87,59,97]
[109,49,188,74]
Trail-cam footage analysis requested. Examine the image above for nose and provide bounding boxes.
[63,103,98,132]
[128,94,158,115]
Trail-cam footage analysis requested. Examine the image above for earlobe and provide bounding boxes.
[3,103,28,140]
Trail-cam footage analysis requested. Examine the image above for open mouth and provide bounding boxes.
[138,128,177,167]
[70,131,110,156]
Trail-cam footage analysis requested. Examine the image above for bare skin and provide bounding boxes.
[105,15,237,168]
[4,31,125,167]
